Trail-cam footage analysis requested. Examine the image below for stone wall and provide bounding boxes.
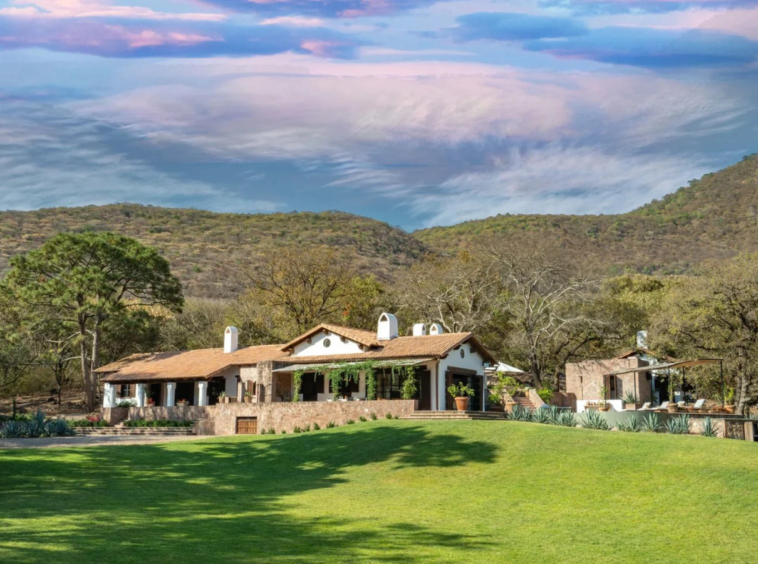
[565,357,652,406]
[109,399,416,435]
[101,407,129,426]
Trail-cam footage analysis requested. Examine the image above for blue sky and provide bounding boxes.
[1,0,757,228]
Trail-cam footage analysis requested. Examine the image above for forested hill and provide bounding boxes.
[416,154,758,275]
[0,206,428,298]
[2,155,757,296]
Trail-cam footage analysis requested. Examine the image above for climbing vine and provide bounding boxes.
[400,366,417,400]
[292,370,304,402]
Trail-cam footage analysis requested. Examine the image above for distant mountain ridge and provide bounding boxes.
[416,154,758,275]
[2,155,757,296]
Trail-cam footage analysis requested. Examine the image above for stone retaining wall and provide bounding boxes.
[103,400,416,435]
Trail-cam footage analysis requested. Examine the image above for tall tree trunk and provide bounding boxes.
[79,317,95,412]
[89,320,102,411]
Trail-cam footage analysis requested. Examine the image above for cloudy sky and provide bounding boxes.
[1,0,757,228]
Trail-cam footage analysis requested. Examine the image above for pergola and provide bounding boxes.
[606,358,725,405]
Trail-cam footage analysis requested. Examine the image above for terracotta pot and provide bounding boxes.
[725,405,735,414]
[454,397,470,411]
[599,405,610,412]
[667,404,678,413]
[625,403,638,411]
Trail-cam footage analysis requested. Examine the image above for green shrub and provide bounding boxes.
[281,430,287,434]
[312,423,321,431]
[532,408,551,424]
[346,419,355,425]
[69,419,109,428]
[370,413,377,420]
[327,421,336,428]
[537,387,553,403]
[666,414,692,435]
[622,391,639,405]
[555,411,576,427]
[640,413,662,433]
[617,417,643,433]
[0,420,25,438]
[45,419,75,437]
[701,417,719,438]
[303,424,311,432]
[116,400,137,408]
[25,410,47,438]
[124,419,193,428]
[509,405,532,421]
[293,426,302,433]
[385,413,393,420]
[546,406,561,425]
[359,416,367,422]
[579,410,611,430]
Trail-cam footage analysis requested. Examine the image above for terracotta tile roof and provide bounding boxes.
[278,333,495,365]
[281,323,380,350]
[97,344,287,383]
[97,328,494,383]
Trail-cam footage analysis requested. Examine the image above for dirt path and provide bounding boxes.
[0,435,214,450]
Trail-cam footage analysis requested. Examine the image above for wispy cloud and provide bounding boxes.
[0,17,365,57]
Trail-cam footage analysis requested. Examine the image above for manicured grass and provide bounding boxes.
[2,421,758,563]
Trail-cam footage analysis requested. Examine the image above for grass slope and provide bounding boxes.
[2,420,757,563]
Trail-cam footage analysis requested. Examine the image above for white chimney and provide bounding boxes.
[224,326,239,353]
[429,323,443,335]
[377,313,399,341]
[636,330,648,349]
[412,323,427,337]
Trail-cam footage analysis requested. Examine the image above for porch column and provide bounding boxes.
[103,383,116,408]
[197,381,208,406]
[166,382,176,407]
[136,383,147,407]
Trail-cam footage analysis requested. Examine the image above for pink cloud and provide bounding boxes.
[1,0,226,21]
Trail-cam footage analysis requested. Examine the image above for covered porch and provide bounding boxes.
[272,358,436,410]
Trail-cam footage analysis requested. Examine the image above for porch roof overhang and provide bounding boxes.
[606,358,722,376]
[272,358,434,373]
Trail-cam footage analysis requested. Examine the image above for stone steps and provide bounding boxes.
[404,411,507,421]
[75,427,195,436]
[513,397,535,409]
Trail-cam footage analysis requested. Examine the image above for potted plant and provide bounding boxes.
[667,402,679,413]
[724,388,736,414]
[448,383,474,411]
[244,392,252,404]
[598,386,610,412]
[218,391,229,404]
[176,399,188,407]
[622,391,639,411]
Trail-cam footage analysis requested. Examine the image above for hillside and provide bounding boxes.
[1,155,757,295]
[0,205,427,298]
[417,154,758,275]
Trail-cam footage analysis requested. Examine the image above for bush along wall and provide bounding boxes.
[0,410,76,438]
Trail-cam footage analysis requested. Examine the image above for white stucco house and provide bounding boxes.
[96,313,496,412]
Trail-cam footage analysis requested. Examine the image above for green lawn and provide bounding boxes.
[2,421,757,563]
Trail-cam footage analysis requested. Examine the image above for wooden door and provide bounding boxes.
[418,369,432,411]
[236,417,258,435]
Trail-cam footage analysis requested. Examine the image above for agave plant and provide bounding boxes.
[617,417,643,433]
[0,420,26,438]
[546,406,562,425]
[666,414,692,435]
[555,411,577,428]
[579,410,611,430]
[701,417,719,438]
[640,413,662,433]
[531,408,551,424]
[24,410,47,438]
[45,419,75,437]
[509,405,532,421]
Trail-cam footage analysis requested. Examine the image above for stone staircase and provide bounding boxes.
[75,426,196,436]
[403,410,507,421]
[513,396,535,410]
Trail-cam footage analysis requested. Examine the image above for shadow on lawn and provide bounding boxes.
[0,424,497,563]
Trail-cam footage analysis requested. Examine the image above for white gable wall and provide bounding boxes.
[438,342,487,411]
[294,330,363,356]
